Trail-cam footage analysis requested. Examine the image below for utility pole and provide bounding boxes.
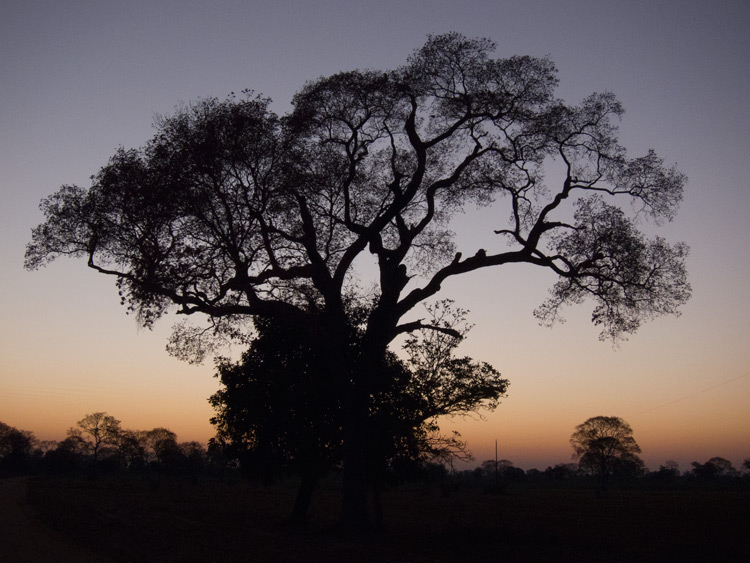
[495,439,499,487]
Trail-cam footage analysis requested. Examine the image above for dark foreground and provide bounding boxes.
[13,476,750,562]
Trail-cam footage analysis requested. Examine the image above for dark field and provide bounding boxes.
[23,477,750,562]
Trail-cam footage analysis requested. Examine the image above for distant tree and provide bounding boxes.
[570,416,643,484]
[42,436,88,474]
[57,434,89,455]
[543,463,581,482]
[741,459,750,477]
[649,460,680,485]
[705,457,737,477]
[477,458,524,487]
[525,468,542,480]
[179,441,207,474]
[36,440,59,454]
[112,429,149,470]
[0,422,36,474]
[480,458,512,477]
[143,427,180,466]
[68,412,121,472]
[26,32,691,526]
[503,464,527,482]
[661,459,680,475]
[690,457,737,481]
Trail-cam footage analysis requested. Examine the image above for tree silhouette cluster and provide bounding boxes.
[0,414,212,477]
[450,417,747,491]
[3,416,748,494]
[0,421,35,474]
[457,456,750,491]
[26,32,691,525]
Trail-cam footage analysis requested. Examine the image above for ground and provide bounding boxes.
[3,475,749,562]
[0,477,105,563]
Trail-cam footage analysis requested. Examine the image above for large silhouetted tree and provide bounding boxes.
[26,33,690,526]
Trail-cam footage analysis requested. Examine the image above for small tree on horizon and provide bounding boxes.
[570,415,643,484]
[69,412,121,471]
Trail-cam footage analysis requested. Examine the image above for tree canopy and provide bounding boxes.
[570,415,643,481]
[26,32,690,525]
[26,33,690,346]
[0,421,36,474]
[68,412,121,468]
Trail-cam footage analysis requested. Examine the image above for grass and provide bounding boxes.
[26,476,750,562]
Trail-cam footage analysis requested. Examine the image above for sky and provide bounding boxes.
[1,0,749,472]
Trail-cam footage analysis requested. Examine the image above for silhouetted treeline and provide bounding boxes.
[3,418,748,492]
[0,416,225,478]
[440,457,750,492]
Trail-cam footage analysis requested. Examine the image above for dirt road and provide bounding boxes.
[0,477,106,563]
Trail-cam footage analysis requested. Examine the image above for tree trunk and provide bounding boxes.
[288,469,318,526]
[371,481,384,532]
[319,311,388,531]
[340,378,371,530]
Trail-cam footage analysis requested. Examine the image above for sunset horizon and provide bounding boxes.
[3,0,748,484]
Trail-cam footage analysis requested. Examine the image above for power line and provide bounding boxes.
[629,372,750,417]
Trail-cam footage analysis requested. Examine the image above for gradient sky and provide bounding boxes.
[1,0,748,471]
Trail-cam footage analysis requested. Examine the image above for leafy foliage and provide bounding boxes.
[0,421,36,474]
[210,316,342,482]
[570,416,644,480]
[210,302,508,484]
[68,412,122,465]
[26,33,690,346]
